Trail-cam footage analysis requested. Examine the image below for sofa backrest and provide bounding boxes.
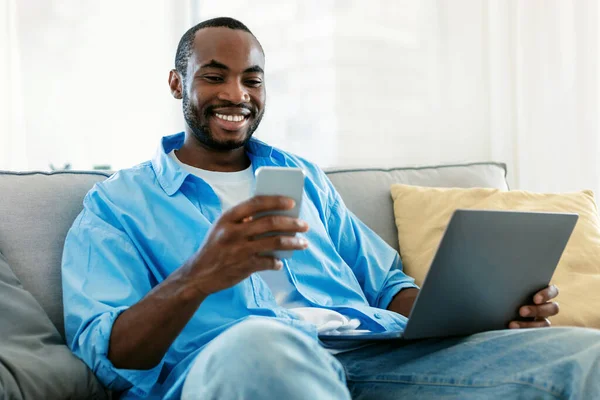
[0,162,507,338]
[325,162,509,250]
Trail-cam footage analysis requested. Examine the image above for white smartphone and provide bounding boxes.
[253,166,306,259]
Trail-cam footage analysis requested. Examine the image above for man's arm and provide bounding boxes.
[106,196,309,370]
[321,172,418,309]
[107,271,207,369]
[64,195,309,382]
[386,287,419,318]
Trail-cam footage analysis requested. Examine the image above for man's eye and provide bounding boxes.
[204,76,223,83]
[245,80,262,87]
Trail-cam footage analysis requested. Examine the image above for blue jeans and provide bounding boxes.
[181,318,600,399]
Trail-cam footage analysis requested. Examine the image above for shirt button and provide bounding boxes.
[374,313,382,319]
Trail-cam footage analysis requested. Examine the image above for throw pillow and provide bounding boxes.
[0,251,107,399]
[390,184,600,328]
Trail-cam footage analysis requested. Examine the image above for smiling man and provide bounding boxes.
[61,17,600,400]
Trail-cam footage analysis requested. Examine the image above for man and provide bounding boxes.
[62,17,600,399]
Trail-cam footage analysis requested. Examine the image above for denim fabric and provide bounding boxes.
[337,326,600,399]
[182,321,600,400]
[181,318,350,400]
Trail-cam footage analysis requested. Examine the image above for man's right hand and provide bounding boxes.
[181,195,310,297]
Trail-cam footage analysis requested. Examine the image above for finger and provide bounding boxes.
[223,196,295,223]
[533,284,559,304]
[245,235,309,255]
[245,255,283,273]
[519,302,560,318]
[509,318,551,329]
[240,215,309,238]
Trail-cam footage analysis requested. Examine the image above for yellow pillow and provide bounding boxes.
[390,184,600,328]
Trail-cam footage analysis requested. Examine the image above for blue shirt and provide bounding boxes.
[61,132,418,399]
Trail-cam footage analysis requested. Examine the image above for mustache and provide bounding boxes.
[204,102,256,118]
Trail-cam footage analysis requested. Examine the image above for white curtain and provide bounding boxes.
[1,0,599,195]
[487,0,599,193]
[0,0,193,172]
[0,0,26,170]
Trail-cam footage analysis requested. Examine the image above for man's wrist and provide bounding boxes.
[387,287,419,317]
[164,264,209,305]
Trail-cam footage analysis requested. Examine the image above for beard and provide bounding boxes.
[182,91,264,151]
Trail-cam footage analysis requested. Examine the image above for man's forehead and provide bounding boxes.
[189,27,264,71]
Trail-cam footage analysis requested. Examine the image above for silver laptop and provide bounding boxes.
[319,209,578,342]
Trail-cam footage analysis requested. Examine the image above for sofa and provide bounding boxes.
[0,162,510,399]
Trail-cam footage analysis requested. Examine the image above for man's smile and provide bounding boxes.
[209,107,252,132]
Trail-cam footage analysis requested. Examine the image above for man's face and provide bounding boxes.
[181,27,266,151]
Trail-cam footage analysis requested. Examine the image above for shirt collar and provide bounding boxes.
[151,132,285,196]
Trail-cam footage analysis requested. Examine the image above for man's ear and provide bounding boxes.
[169,69,183,99]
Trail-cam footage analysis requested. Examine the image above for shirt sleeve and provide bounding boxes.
[61,197,163,395]
[323,177,419,310]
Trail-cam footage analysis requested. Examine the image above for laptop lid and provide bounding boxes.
[403,209,578,340]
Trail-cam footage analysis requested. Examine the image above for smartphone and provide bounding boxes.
[253,166,306,259]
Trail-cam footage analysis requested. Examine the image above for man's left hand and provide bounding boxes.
[509,284,560,329]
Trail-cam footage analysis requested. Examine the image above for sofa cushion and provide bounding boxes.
[325,162,508,250]
[0,250,107,399]
[0,171,110,338]
[390,184,600,328]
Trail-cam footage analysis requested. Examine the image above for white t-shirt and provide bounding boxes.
[168,150,364,338]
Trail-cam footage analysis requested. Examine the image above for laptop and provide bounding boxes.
[319,209,578,342]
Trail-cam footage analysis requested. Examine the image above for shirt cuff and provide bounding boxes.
[86,308,164,396]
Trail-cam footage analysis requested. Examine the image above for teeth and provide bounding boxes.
[215,113,245,122]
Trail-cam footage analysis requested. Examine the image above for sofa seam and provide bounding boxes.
[323,161,507,176]
[0,170,112,177]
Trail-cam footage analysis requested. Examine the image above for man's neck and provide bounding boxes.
[175,136,251,172]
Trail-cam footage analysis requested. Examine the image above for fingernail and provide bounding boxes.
[298,238,308,246]
[275,261,283,270]
[509,322,520,329]
[520,308,530,317]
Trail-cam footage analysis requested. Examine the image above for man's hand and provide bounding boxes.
[181,195,310,297]
[509,284,560,329]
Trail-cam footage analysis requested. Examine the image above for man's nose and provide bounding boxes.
[218,79,250,104]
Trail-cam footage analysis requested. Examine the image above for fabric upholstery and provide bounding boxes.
[390,184,600,328]
[0,171,110,337]
[0,251,107,399]
[325,162,508,250]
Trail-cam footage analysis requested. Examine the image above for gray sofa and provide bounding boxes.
[0,162,508,399]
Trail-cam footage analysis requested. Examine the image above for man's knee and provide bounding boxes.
[182,318,349,400]
[186,318,326,379]
[222,317,313,352]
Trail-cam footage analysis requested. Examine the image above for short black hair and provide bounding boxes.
[174,17,261,80]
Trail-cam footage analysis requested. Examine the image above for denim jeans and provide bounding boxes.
[181,318,600,399]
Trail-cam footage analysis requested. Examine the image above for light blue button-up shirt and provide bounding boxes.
[62,132,418,399]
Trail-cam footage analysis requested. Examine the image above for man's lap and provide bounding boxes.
[335,327,600,399]
[181,318,600,399]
